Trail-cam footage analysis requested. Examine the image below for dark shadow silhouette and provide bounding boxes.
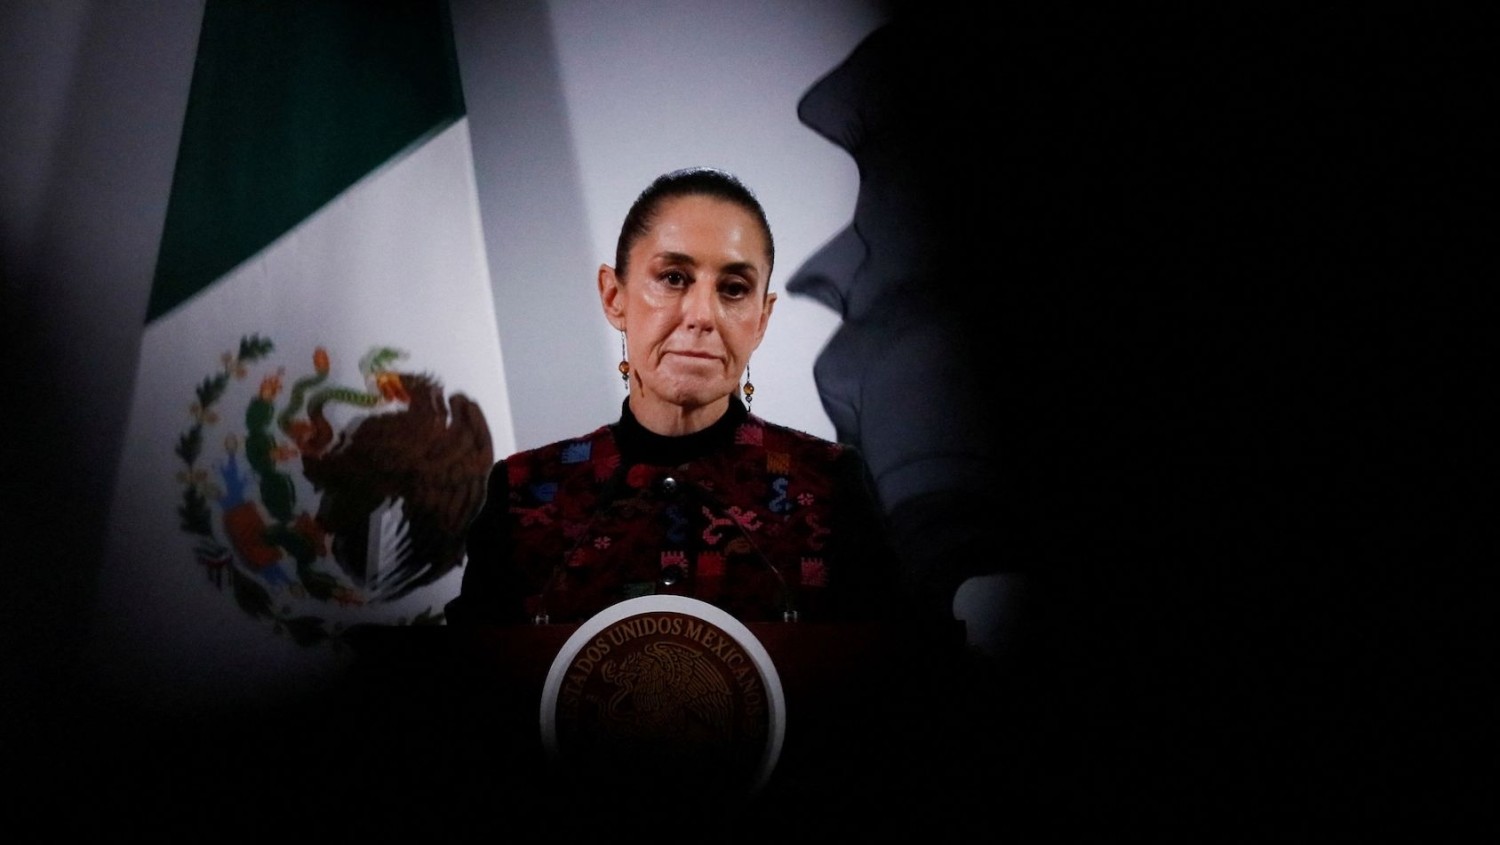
[784,3,1481,835]
[789,16,1003,625]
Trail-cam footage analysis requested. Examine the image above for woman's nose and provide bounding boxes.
[682,278,715,329]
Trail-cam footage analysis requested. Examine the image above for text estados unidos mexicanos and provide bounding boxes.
[558,614,765,719]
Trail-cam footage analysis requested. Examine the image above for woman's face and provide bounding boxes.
[600,194,776,429]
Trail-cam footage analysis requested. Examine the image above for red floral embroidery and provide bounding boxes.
[801,557,828,587]
[726,505,762,531]
[735,423,764,446]
[627,463,657,489]
[504,414,849,622]
[594,450,622,482]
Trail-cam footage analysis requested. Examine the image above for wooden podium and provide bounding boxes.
[460,616,936,727]
[338,608,984,835]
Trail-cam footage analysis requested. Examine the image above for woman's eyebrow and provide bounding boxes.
[652,252,760,280]
[719,261,761,280]
[652,251,696,266]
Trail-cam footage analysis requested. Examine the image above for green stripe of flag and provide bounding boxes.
[148,0,466,322]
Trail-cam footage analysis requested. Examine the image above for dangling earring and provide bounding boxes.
[742,361,755,407]
[618,331,630,390]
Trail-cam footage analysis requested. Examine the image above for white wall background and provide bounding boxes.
[452,0,890,451]
[2,0,207,727]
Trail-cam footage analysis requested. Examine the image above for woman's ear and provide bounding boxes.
[599,263,626,330]
[754,290,778,346]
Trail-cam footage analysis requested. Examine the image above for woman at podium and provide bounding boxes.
[445,167,925,630]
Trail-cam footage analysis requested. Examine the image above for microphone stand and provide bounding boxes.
[680,479,801,623]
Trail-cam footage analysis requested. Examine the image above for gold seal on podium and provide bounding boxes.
[539,596,787,801]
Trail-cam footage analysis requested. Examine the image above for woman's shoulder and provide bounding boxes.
[504,423,618,461]
[744,413,857,462]
[499,424,621,486]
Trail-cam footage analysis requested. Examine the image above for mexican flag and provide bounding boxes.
[94,1,513,707]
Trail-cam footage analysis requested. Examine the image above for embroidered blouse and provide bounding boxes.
[446,398,903,626]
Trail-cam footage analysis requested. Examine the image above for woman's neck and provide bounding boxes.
[626,394,732,437]
[616,396,747,468]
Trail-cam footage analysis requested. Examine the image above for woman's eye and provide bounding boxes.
[720,280,751,299]
[662,270,689,287]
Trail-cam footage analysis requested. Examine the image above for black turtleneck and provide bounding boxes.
[611,396,749,468]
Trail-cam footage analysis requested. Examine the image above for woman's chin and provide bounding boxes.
[642,378,735,411]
